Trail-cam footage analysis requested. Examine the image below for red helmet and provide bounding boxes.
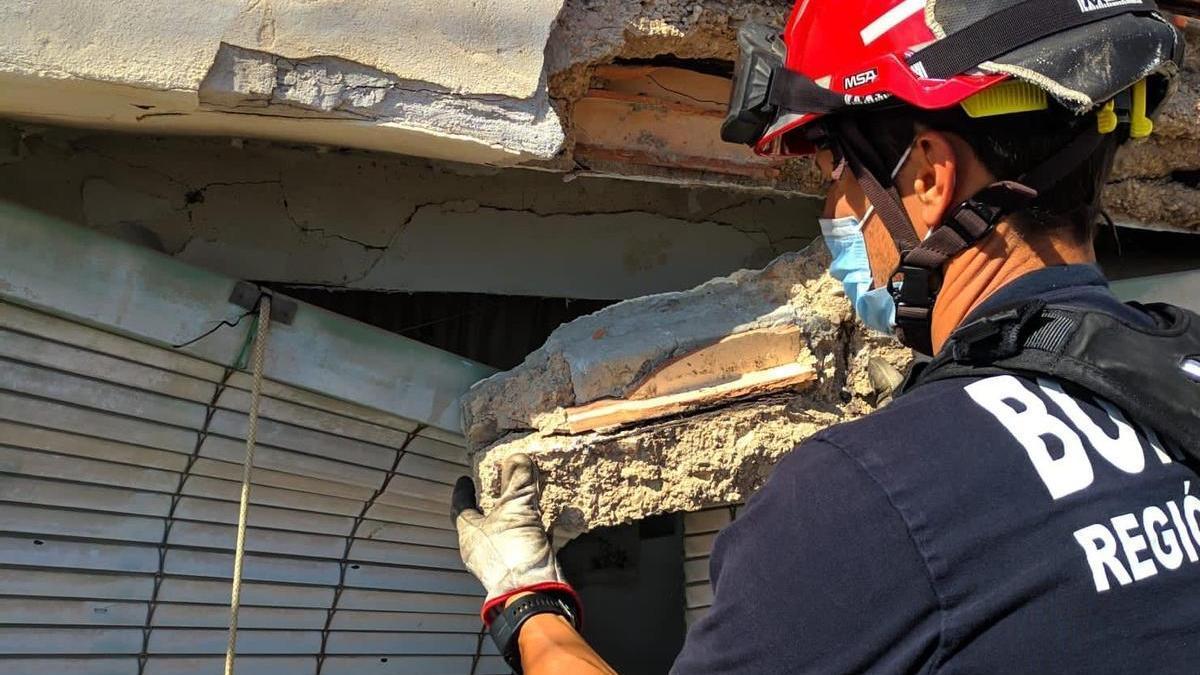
[721,0,1184,356]
[723,0,1183,156]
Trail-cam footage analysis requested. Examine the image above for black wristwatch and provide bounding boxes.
[489,591,581,673]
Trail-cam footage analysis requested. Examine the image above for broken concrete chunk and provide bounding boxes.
[462,241,913,536]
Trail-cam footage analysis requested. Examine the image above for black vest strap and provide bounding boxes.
[908,0,1159,79]
[903,300,1200,467]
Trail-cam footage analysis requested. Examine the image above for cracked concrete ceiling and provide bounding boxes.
[2,1,1199,233]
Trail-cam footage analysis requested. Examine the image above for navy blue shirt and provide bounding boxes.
[673,265,1200,674]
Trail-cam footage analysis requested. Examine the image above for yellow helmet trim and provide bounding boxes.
[960,80,1048,119]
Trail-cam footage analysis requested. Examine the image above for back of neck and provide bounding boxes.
[931,221,1096,353]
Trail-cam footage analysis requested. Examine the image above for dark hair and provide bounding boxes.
[848,104,1121,244]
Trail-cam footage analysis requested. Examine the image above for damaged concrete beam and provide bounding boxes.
[4,0,1200,233]
[461,243,913,537]
[0,0,566,165]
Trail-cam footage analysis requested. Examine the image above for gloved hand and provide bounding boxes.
[452,453,579,625]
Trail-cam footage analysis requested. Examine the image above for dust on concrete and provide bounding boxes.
[464,241,915,535]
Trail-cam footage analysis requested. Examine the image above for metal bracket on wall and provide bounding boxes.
[229,281,298,325]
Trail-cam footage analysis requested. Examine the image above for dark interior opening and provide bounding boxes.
[613,55,736,79]
[557,514,689,675]
[1095,225,1200,280]
[268,287,615,370]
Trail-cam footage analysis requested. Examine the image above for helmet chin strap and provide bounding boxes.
[830,116,1104,356]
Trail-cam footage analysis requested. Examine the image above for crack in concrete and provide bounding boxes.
[275,178,391,250]
[645,73,726,106]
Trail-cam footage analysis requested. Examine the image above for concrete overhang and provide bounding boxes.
[3,1,1199,234]
[0,0,567,165]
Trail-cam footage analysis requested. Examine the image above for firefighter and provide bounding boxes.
[453,1,1200,672]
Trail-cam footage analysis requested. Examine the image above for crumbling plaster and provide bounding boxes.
[0,125,821,300]
[543,3,1200,232]
[0,0,566,164]
[3,1,1199,232]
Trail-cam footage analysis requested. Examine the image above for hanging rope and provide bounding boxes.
[224,295,272,675]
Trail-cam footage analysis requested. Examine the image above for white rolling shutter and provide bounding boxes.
[681,504,740,627]
[0,204,508,674]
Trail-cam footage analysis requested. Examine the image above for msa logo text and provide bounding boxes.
[843,69,879,90]
[1076,0,1143,12]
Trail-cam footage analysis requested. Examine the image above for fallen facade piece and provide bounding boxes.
[461,243,913,536]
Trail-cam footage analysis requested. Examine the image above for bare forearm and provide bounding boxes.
[516,612,617,675]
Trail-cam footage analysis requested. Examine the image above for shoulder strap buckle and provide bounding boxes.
[948,300,1047,364]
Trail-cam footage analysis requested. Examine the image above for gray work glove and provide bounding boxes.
[452,454,577,622]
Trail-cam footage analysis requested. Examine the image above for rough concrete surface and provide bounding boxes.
[1106,27,1200,233]
[0,0,566,164]
[2,1,1199,230]
[462,241,912,536]
[0,124,821,300]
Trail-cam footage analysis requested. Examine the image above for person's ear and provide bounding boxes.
[907,131,959,233]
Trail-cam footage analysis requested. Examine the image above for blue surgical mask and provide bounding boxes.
[819,207,897,335]
[818,143,915,335]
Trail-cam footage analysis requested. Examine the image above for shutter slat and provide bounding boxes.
[143,656,315,675]
[156,578,334,609]
[0,627,143,654]
[683,532,716,559]
[217,388,413,453]
[342,564,481,596]
[0,657,137,675]
[397,453,465,485]
[319,656,488,675]
[184,466,371,508]
[150,604,326,629]
[167,521,347,560]
[0,504,165,544]
[173,496,354,537]
[356,520,458,548]
[323,631,480,655]
[326,589,480,615]
[0,420,191,472]
[328,610,480,633]
[0,393,196,454]
[0,360,208,430]
[147,629,323,655]
[0,598,148,626]
[208,410,398,472]
[0,536,158,573]
[0,445,181,493]
[198,436,385,493]
[0,475,172,518]
[0,329,217,404]
[403,435,469,467]
[346,539,464,571]
[0,568,155,602]
[685,582,714,609]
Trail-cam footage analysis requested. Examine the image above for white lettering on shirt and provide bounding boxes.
[1039,379,1145,475]
[967,376,1198,594]
[1074,523,1133,592]
[965,376,1093,499]
[1074,495,1200,592]
[1144,506,1184,571]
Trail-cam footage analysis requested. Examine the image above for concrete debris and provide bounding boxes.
[542,1,1200,229]
[1103,26,1200,233]
[462,242,912,537]
[199,44,564,161]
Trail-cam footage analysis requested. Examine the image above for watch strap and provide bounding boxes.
[489,592,580,674]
